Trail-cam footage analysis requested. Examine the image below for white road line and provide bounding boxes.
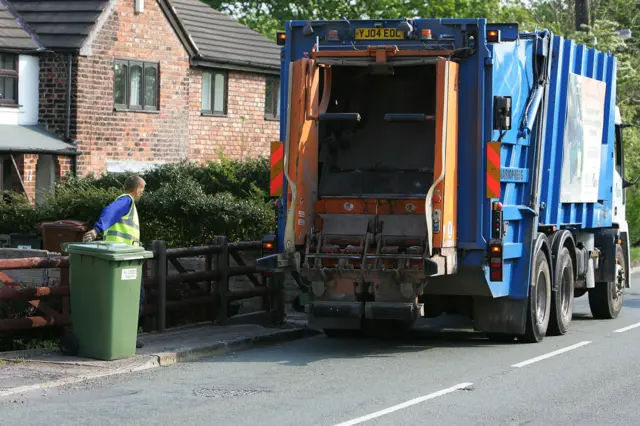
[331,382,473,426]
[614,321,640,333]
[511,341,592,368]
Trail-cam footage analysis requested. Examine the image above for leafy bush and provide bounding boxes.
[69,156,270,201]
[0,192,39,234]
[0,159,275,247]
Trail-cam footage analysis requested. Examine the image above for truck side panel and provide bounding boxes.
[539,36,617,229]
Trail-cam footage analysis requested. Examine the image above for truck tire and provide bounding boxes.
[523,247,552,343]
[588,245,626,319]
[548,247,575,336]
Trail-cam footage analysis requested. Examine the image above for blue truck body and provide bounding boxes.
[267,18,629,341]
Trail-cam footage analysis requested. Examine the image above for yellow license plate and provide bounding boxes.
[354,28,405,40]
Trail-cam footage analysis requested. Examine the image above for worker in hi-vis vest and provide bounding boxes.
[83,175,146,349]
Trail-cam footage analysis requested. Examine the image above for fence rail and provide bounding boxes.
[0,238,284,334]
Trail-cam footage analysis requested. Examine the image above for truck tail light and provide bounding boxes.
[489,239,503,282]
[487,29,501,43]
[262,234,277,256]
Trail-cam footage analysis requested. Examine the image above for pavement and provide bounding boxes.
[0,311,313,398]
[2,277,640,425]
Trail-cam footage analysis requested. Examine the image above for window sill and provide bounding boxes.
[114,107,160,114]
[0,104,20,109]
[201,112,227,117]
[265,116,280,122]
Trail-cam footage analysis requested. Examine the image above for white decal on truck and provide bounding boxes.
[560,73,606,203]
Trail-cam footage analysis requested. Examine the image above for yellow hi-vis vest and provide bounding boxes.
[104,194,140,246]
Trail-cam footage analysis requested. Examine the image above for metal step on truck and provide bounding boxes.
[258,18,638,342]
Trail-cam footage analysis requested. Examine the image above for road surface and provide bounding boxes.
[3,277,640,425]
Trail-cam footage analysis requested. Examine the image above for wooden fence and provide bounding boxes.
[0,238,285,333]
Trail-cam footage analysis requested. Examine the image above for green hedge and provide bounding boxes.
[0,158,275,247]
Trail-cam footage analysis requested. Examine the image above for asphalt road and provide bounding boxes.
[3,277,640,426]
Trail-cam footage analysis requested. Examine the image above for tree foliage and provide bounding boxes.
[201,0,640,242]
[202,0,503,40]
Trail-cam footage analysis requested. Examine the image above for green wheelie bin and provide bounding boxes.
[62,242,153,360]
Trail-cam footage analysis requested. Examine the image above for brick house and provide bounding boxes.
[2,0,281,202]
[0,0,76,204]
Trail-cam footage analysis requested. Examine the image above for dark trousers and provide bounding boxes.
[139,283,145,318]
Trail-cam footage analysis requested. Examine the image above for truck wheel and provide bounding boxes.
[588,245,626,319]
[523,247,552,343]
[548,247,575,336]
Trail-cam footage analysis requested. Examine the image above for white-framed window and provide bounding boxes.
[265,77,280,120]
[201,70,227,115]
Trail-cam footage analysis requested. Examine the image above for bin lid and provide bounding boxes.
[65,242,154,261]
[40,220,88,232]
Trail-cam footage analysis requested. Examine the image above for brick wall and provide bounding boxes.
[73,0,190,176]
[188,69,279,162]
[55,156,73,182]
[39,53,78,139]
[10,154,38,202]
[37,0,280,178]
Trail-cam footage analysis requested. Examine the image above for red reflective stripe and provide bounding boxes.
[487,175,500,198]
[270,172,284,196]
[271,143,284,167]
[486,142,501,198]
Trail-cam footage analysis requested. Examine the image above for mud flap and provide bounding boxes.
[472,296,527,334]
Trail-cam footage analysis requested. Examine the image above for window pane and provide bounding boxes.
[114,62,127,105]
[213,73,225,113]
[130,65,142,107]
[265,80,273,116]
[0,77,16,101]
[201,72,212,111]
[0,54,16,71]
[144,66,157,108]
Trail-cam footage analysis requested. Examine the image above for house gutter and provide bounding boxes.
[191,57,280,76]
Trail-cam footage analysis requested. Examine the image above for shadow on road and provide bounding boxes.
[193,315,500,367]
[191,293,640,367]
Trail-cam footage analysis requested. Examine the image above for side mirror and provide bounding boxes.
[623,176,640,189]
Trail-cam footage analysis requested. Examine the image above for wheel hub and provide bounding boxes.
[614,264,625,300]
[536,270,548,323]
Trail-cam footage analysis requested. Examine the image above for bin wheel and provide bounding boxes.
[59,333,79,356]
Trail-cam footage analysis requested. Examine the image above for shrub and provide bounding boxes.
[0,192,39,234]
[0,159,275,247]
[67,156,271,201]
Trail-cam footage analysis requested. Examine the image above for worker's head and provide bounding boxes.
[124,175,146,201]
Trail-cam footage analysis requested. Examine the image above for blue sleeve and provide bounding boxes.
[94,196,132,234]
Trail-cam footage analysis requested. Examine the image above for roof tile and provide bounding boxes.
[0,1,39,50]
[170,0,281,72]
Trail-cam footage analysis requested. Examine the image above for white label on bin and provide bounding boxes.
[121,268,138,281]
[17,245,31,249]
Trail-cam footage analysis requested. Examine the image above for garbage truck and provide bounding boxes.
[258,18,637,343]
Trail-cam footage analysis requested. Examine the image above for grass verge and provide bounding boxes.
[631,246,640,267]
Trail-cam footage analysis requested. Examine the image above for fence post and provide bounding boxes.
[204,238,214,322]
[215,236,229,325]
[153,240,167,333]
